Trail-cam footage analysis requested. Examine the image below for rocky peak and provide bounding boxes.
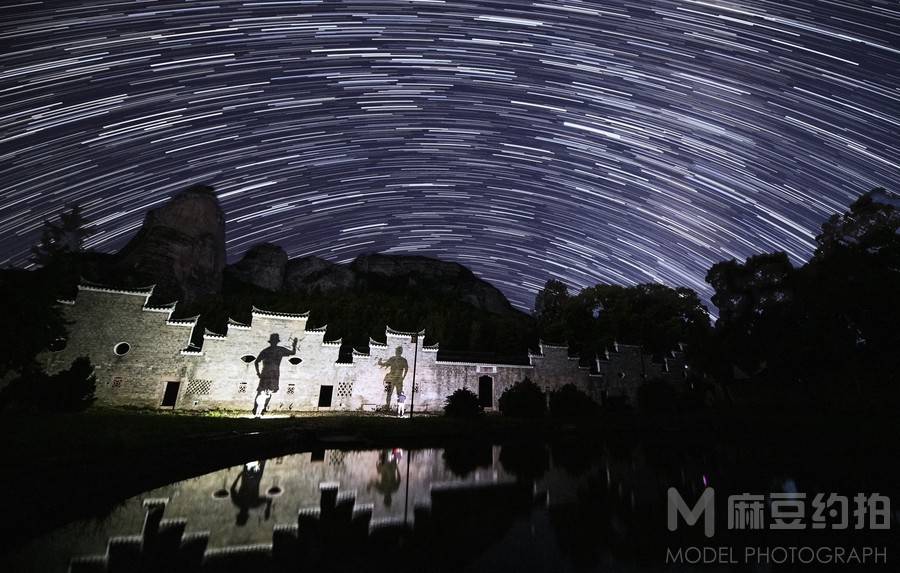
[283,256,355,293]
[350,253,516,316]
[114,184,226,304]
[226,243,287,292]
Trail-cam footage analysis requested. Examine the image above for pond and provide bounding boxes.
[3,438,897,572]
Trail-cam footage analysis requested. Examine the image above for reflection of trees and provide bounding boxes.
[499,442,549,482]
[441,444,492,478]
[549,439,593,477]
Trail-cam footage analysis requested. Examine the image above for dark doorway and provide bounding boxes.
[478,376,493,408]
[318,385,333,408]
[161,382,180,407]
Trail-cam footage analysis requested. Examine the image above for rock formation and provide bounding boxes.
[226,243,287,291]
[113,184,225,304]
[283,256,356,293]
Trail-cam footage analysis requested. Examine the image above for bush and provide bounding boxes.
[637,378,677,414]
[0,356,96,412]
[549,384,598,417]
[50,356,97,412]
[498,378,546,418]
[444,388,482,418]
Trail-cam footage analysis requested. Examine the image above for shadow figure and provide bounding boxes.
[230,461,272,526]
[252,333,298,416]
[367,449,402,507]
[377,347,409,409]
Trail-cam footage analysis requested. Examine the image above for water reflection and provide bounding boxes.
[2,440,896,573]
[368,449,402,507]
[230,461,271,526]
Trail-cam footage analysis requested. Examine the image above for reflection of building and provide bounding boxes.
[39,284,687,413]
[67,477,535,573]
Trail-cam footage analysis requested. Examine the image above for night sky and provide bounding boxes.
[1,1,898,311]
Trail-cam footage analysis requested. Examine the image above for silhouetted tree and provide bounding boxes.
[701,188,900,407]
[498,378,546,418]
[548,383,597,417]
[534,280,711,371]
[534,279,570,341]
[30,205,93,292]
[31,205,92,266]
[0,269,68,378]
[1,356,95,412]
[705,252,797,380]
[444,388,482,418]
[637,378,678,415]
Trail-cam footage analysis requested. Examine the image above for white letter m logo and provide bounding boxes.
[667,487,715,537]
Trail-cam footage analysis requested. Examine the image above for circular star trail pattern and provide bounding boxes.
[1,1,899,311]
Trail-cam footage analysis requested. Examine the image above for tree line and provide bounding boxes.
[531,187,900,407]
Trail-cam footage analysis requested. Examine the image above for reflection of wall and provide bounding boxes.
[5,447,515,572]
[63,469,536,573]
[39,284,687,412]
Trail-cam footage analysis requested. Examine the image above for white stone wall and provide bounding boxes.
[40,284,683,412]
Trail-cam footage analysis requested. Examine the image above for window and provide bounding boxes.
[113,342,131,356]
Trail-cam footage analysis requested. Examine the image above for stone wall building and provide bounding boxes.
[39,283,687,413]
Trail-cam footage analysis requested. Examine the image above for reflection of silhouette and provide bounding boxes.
[252,333,297,416]
[230,461,272,526]
[367,449,402,507]
[377,347,409,408]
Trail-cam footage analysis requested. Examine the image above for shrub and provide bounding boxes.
[549,384,598,417]
[444,388,482,418]
[0,356,96,412]
[498,378,546,418]
[50,356,97,412]
[637,378,677,414]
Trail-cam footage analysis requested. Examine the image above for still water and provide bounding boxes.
[4,439,897,572]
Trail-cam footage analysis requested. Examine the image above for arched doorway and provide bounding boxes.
[478,375,494,408]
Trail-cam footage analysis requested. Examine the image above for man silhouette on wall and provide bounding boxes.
[378,346,408,409]
[253,333,298,417]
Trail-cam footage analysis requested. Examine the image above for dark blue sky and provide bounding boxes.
[1,1,898,310]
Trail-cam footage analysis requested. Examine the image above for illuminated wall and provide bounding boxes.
[39,284,686,412]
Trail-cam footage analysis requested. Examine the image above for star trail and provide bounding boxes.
[1,0,898,311]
